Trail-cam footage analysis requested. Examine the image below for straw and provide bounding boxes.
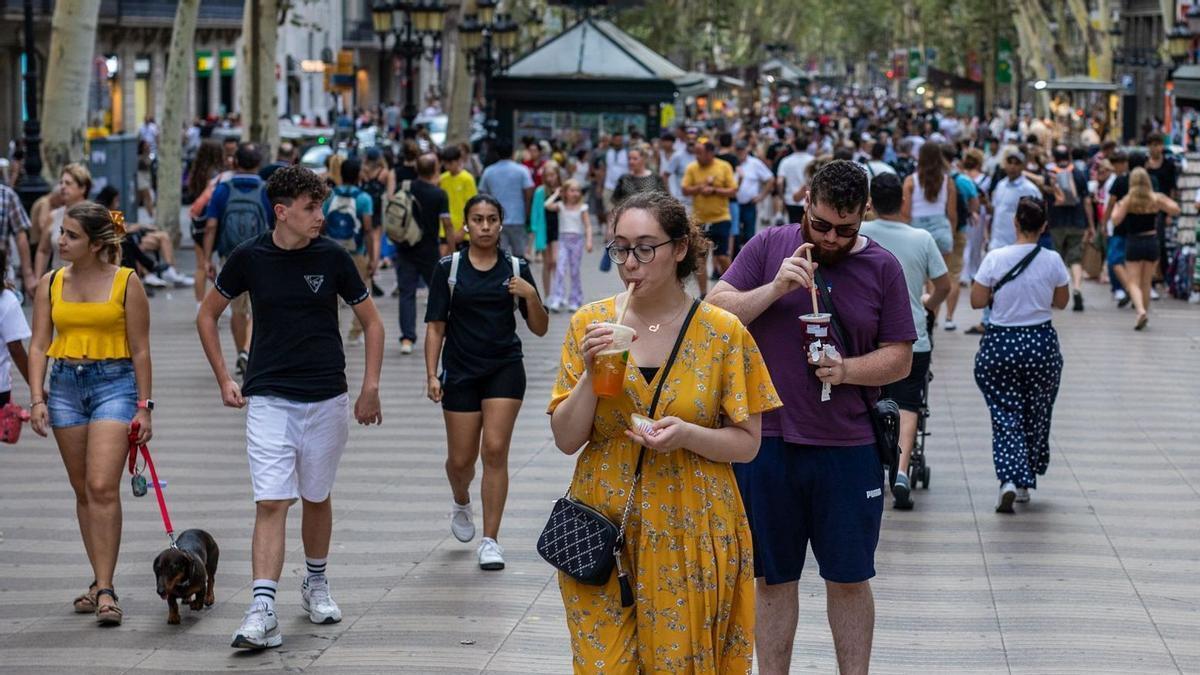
[805,248,819,315]
[617,282,635,324]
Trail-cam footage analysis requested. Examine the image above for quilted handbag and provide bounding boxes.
[537,299,700,605]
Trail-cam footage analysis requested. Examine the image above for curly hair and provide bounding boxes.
[266,164,328,207]
[610,191,709,281]
[809,159,869,216]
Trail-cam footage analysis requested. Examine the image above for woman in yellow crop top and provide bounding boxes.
[28,202,153,627]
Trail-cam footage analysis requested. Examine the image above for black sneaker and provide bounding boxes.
[236,351,249,376]
[892,473,914,510]
[1072,291,1084,312]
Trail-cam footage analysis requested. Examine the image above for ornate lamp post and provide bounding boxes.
[391,0,447,129]
[371,1,394,106]
[460,2,518,140]
[16,0,50,214]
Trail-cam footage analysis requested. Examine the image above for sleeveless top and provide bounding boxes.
[1122,211,1158,236]
[47,267,134,360]
[911,175,950,220]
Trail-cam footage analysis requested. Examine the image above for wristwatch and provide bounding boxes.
[138,399,155,412]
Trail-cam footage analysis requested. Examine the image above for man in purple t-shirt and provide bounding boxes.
[709,160,915,675]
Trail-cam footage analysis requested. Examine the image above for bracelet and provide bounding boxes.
[30,400,46,408]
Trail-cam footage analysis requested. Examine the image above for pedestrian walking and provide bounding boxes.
[970,197,1069,513]
[477,139,534,256]
[777,134,814,223]
[187,140,230,304]
[202,143,274,377]
[901,141,957,262]
[861,174,950,510]
[682,139,738,296]
[940,144,980,332]
[425,194,548,571]
[1047,145,1095,312]
[197,165,384,650]
[530,160,564,293]
[322,158,377,345]
[548,190,779,674]
[0,182,36,297]
[610,144,667,208]
[439,145,478,251]
[708,160,915,675]
[35,163,92,275]
[544,179,592,312]
[0,246,30,405]
[28,202,154,627]
[1109,168,1180,330]
[734,139,776,254]
[395,154,453,355]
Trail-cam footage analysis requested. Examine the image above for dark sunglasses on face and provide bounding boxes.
[805,213,860,238]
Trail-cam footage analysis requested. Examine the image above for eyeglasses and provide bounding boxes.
[804,213,860,239]
[606,239,677,264]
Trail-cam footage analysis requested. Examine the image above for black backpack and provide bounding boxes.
[361,174,387,222]
[217,177,269,257]
[951,172,971,228]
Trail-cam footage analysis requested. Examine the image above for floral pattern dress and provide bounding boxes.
[548,298,781,674]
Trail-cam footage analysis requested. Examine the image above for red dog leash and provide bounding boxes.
[128,422,176,548]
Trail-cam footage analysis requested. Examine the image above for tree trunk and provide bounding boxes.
[446,0,474,146]
[240,0,280,156]
[155,0,201,241]
[41,0,101,181]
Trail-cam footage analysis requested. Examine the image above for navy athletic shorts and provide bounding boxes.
[734,437,884,584]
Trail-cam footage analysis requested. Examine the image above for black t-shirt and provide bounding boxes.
[1146,158,1178,195]
[397,179,450,278]
[216,232,370,401]
[718,151,739,202]
[1108,173,1160,236]
[1047,167,1090,229]
[425,249,539,383]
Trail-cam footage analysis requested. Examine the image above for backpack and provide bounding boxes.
[447,250,521,312]
[383,180,423,247]
[1052,166,1080,207]
[217,177,269,257]
[324,187,363,250]
[361,174,387,222]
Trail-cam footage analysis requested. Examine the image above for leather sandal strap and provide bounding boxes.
[95,588,119,602]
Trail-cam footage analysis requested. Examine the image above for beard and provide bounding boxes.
[804,223,856,267]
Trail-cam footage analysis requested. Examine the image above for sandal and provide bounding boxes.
[94,588,123,626]
[73,580,98,614]
[1135,313,1149,331]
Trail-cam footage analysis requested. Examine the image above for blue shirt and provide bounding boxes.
[204,174,276,227]
[478,160,534,226]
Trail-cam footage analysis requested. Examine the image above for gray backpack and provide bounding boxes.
[217,177,269,257]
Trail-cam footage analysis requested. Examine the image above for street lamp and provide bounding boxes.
[15,0,50,214]
[390,0,447,129]
[371,1,394,106]
[461,3,520,141]
[1168,22,1193,64]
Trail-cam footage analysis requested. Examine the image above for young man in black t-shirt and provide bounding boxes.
[197,165,384,651]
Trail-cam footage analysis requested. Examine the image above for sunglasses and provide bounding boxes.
[805,213,861,238]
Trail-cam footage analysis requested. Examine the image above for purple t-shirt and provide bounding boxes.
[721,224,916,446]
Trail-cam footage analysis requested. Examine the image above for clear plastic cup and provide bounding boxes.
[800,313,831,356]
[592,323,636,398]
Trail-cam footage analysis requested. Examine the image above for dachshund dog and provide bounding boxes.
[152,529,219,624]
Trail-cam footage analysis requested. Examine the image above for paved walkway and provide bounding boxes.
[0,246,1197,674]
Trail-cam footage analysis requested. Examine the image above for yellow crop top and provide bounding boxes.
[46,267,134,360]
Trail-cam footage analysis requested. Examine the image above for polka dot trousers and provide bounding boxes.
[973,322,1063,489]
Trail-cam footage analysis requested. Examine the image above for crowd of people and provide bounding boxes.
[2,87,1198,673]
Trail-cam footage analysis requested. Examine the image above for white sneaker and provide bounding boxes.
[1189,291,1200,304]
[399,341,413,355]
[300,575,342,624]
[478,537,505,571]
[566,304,580,312]
[450,502,475,542]
[231,601,282,649]
[1151,288,1162,301]
[161,266,194,286]
[1015,487,1031,503]
[1114,289,1128,302]
[996,482,1017,513]
[143,272,168,288]
[943,320,957,331]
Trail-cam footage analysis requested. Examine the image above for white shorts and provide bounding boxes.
[245,393,350,503]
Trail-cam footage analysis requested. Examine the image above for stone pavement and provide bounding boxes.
[0,245,1197,674]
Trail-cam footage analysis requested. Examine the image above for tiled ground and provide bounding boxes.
[0,244,1196,674]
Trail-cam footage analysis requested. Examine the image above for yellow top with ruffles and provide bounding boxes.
[47,267,133,360]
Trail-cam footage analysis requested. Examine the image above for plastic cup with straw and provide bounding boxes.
[593,283,637,398]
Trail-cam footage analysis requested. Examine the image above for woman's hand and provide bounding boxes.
[30,401,49,437]
[426,375,443,403]
[132,408,152,443]
[625,416,690,453]
[580,322,637,374]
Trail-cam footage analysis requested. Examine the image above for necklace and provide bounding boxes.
[630,300,688,333]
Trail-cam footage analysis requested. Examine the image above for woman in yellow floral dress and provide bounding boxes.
[548,191,781,674]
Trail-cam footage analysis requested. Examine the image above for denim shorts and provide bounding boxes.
[912,215,953,254]
[48,359,137,428]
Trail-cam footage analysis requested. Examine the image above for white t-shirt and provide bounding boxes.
[974,243,1069,327]
[0,288,31,393]
[666,150,694,209]
[777,151,813,206]
[557,203,588,236]
[603,148,629,191]
[736,156,774,205]
[989,176,1044,249]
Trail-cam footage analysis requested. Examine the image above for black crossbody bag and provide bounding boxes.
[988,245,1041,308]
[813,272,901,479]
[537,299,701,607]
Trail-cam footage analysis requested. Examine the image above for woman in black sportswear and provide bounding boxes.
[424,194,549,571]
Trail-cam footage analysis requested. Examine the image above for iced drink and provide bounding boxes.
[800,313,831,354]
[592,323,635,398]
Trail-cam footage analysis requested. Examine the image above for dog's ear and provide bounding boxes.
[152,553,162,575]
[190,554,206,582]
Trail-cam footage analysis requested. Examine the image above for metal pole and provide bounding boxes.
[403,20,417,128]
[379,36,389,106]
[483,29,494,139]
[16,0,49,214]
